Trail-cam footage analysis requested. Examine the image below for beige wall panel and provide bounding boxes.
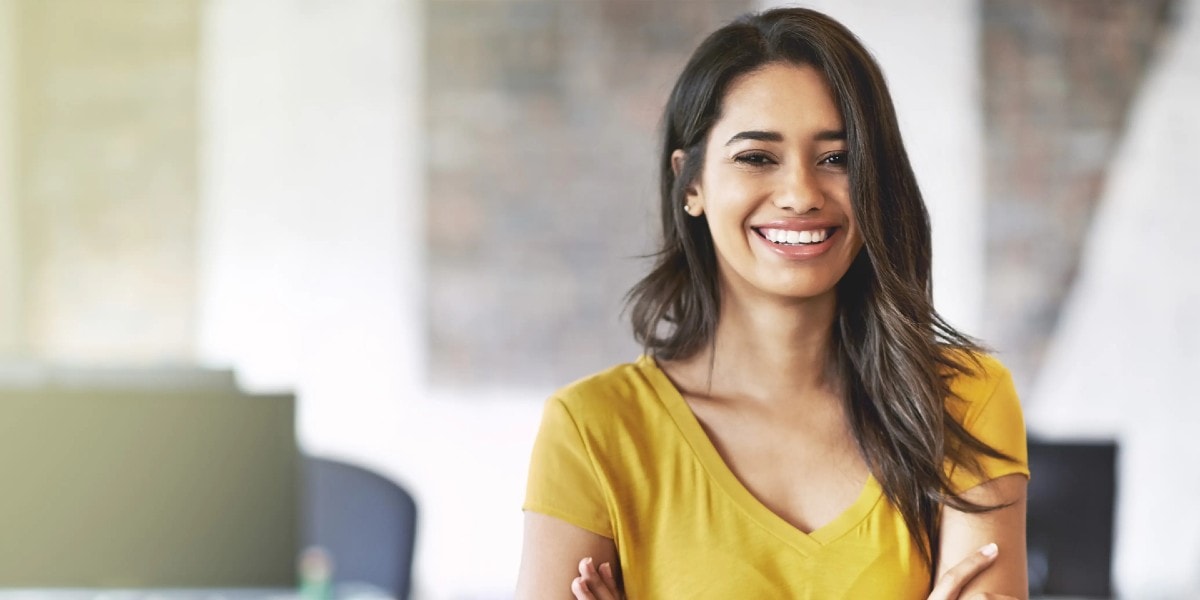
[15,0,199,363]
[0,0,19,356]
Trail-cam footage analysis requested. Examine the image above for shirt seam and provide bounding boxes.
[522,502,613,539]
[555,394,618,540]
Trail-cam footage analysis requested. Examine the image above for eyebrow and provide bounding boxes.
[724,129,846,145]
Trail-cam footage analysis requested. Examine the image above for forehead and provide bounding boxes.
[713,62,843,133]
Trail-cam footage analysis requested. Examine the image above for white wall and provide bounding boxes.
[1029,0,1200,596]
[199,1,981,598]
[197,1,541,598]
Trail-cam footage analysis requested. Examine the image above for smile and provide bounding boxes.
[744,224,840,259]
[756,227,833,246]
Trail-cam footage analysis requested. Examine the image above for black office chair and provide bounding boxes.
[1025,439,1117,597]
[302,456,419,600]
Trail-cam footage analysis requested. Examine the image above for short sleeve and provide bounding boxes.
[523,396,613,538]
[948,364,1030,493]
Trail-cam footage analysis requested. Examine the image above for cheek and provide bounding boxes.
[842,225,865,258]
[840,198,862,247]
[703,216,742,254]
[703,181,761,231]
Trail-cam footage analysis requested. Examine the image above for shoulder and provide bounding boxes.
[945,351,1012,401]
[554,360,647,406]
[941,349,1030,490]
[546,357,665,433]
[943,350,1017,427]
[526,364,658,539]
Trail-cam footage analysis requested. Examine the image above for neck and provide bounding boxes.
[687,287,841,407]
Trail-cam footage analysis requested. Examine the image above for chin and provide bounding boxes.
[757,278,840,302]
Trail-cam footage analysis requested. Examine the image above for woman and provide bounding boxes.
[517,7,1028,599]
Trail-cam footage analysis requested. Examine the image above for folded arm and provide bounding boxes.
[516,511,619,600]
[936,473,1029,599]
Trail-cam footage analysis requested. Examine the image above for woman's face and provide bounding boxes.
[679,61,864,305]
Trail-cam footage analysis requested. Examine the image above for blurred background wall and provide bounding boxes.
[1,0,200,362]
[0,0,1196,598]
[1026,1,1200,594]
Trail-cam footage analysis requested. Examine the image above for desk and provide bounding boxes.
[0,584,393,600]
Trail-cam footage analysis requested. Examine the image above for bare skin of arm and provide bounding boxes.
[936,473,1029,600]
[516,512,619,600]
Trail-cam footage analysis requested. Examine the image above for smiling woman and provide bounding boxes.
[678,62,861,304]
[516,7,1029,600]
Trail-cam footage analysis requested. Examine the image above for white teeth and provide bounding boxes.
[760,227,830,245]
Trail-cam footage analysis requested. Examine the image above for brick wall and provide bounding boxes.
[982,0,1174,385]
[426,0,752,388]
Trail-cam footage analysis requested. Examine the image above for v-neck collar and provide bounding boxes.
[637,354,884,556]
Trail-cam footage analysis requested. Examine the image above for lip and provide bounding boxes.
[750,221,841,260]
[751,218,841,231]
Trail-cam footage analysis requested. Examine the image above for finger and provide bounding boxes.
[598,562,624,600]
[578,557,604,583]
[927,543,999,600]
[580,558,619,600]
[599,561,619,590]
[576,558,609,599]
[571,576,596,600]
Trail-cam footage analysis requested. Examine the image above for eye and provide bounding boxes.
[820,151,849,170]
[733,152,776,167]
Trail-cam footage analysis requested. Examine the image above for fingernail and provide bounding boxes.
[600,562,612,577]
[980,542,998,557]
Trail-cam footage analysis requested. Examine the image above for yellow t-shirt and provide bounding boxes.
[523,353,1029,599]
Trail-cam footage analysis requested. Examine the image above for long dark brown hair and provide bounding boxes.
[626,7,1014,569]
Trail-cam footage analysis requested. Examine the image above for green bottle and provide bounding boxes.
[298,545,335,600]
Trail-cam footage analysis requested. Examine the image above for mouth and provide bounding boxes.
[752,226,838,246]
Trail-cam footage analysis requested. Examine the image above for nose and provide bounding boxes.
[773,165,825,213]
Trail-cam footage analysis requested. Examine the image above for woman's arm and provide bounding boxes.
[516,512,619,600]
[937,473,1029,599]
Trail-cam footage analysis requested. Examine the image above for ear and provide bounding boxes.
[671,149,704,217]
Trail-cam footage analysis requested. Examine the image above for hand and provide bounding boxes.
[927,542,1020,600]
[570,545,1018,600]
[571,556,624,600]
